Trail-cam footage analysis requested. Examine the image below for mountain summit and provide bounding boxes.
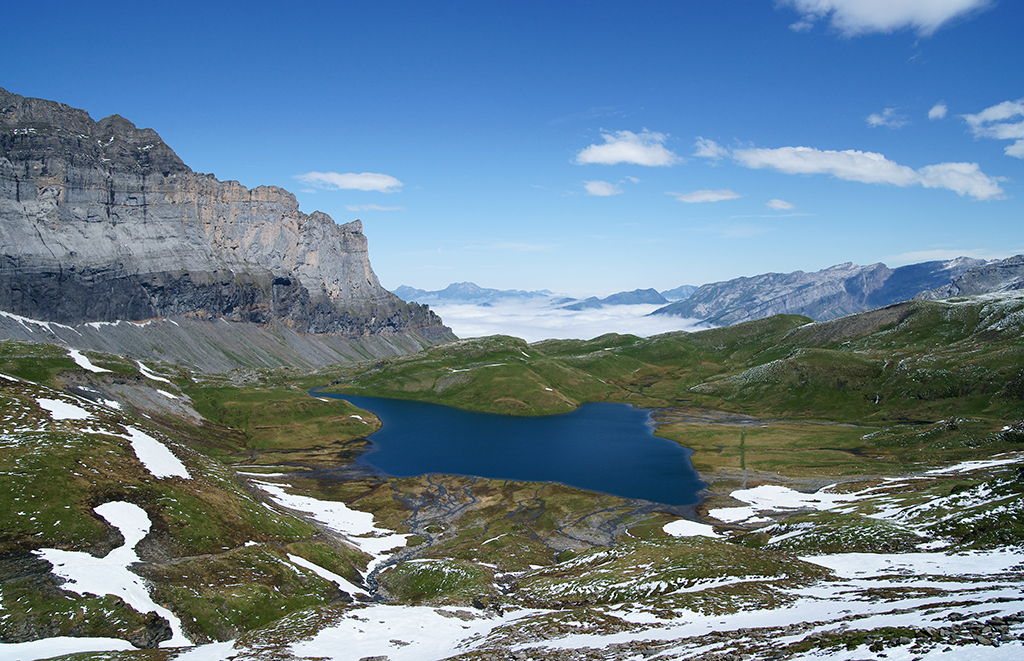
[0,87,450,342]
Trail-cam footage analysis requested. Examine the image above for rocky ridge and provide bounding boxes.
[0,87,450,343]
[916,254,1024,300]
[652,257,985,326]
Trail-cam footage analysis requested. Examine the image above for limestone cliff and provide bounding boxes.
[0,87,451,341]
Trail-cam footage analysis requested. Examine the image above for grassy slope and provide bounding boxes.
[1,293,1022,655]
[0,342,368,646]
[316,297,1024,483]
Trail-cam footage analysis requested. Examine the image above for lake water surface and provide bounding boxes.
[322,393,704,506]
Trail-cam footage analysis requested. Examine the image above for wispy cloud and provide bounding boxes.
[583,176,642,196]
[669,189,742,204]
[344,204,404,211]
[867,107,909,129]
[929,102,948,120]
[779,0,993,37]
[694,137,729,160]
[574,130,680,166]
[294,171,403,193]
[963,98,1024,159]
[767,199,795,210]
[461,241,556,252]
[732,145,1005,200]
[883,248,1013,264]
[583,180,623,196]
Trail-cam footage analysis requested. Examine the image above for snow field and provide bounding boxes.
[32,502,189,648]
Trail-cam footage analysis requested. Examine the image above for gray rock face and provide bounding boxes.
[652,258,985,326]
[915,254,1024,300]
[0,87,451,340]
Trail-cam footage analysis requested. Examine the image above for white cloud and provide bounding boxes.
[917,162,1006,199]
[732,145,1004,200]
[574,130,680,166]
[866,107,909,129]
[780,0,993,37]
[583,180,623,196]
[427,300,704,343]
[734,146,918,185]
[962,98,1024,159]
[767,199,795,210]
[295,171,403,193]
[670,189,742,204]
[929,102,948,120]
[694,137,729,160]
[344,204,404,211]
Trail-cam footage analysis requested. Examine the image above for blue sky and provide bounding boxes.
[3,1,1022,296]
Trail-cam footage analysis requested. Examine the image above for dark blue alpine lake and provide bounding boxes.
[322,392,704,506]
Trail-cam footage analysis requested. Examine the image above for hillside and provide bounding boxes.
[1,294,1022,659]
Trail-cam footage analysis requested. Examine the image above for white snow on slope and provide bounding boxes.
[34,502,190,647]
[68,348,112,373]
[124,426,190,479]
[287,553,368,597]
[253,480,410,570]
[35,397,92,421]
[137,361,173,384]
[663,519,721,538]
[709,453,1024,524]
[804,548,1024,579]
[0,636,135,660]
[289,605,535,661]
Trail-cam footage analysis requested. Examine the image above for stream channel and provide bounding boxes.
[320,392,705,506]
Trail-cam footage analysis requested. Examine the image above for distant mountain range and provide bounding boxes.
[393,282,554,306]
[393,284,697,308]
[650,258,989,325]
[915,254,1024,300]
[397,255,1024,329]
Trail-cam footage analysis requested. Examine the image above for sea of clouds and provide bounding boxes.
[427,300,707,343]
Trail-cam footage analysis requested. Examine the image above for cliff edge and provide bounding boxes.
[0,87,451,343]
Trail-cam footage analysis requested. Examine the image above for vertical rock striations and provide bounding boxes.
[0,87,451,341]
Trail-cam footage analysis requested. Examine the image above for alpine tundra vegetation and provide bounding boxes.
[1,292,1022,660]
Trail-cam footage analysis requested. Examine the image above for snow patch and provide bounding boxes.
[124,426,191,479]
[137,361,173,384]
[36,397,92,421]
[34,502,190,647]
[663,519,721,538]
[289,605,533,661]
[287,553,367,596]
[253,481,410,568]
[68,349,112,373]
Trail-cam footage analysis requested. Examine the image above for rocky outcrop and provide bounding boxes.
[652,258,985,326]
[915,254,1024,300]
[0,87,451,342]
